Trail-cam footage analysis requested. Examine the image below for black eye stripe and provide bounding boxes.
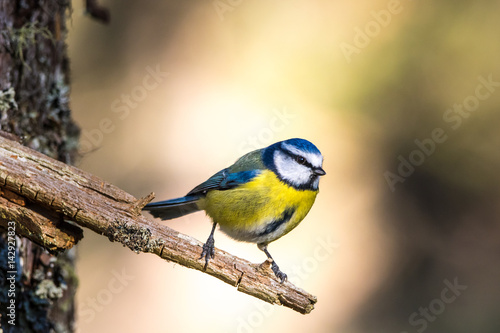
[282,150,314,169]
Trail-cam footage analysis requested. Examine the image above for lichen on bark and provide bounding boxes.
[0,1,80,331]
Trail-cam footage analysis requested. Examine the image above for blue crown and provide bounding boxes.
[281,138,321,155]
[262,138,322,173]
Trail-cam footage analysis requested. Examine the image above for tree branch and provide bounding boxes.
[0,136,317,314]
[0,194,83,252]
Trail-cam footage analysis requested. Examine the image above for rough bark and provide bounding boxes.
[0,135,318,314]
[0,1,79,332]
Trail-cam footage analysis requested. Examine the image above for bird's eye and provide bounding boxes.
[295,156,306,165]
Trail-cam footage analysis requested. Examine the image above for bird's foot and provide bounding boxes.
[200,238,215,270]
[270,261,287,283]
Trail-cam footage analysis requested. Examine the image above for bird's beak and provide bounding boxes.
[313,167,326,176]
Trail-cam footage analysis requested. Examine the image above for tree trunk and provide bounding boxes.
[0,1,79,332]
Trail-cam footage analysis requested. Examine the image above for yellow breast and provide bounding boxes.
[197,170,318,244]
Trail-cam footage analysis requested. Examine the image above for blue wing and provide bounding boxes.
[186,168,260,195]
[144,169,260,220]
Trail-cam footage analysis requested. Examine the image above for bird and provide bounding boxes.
[143,138,325,283]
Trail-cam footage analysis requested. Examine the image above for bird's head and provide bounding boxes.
[263,138,325,190]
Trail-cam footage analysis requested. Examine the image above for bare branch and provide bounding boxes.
[0,136,317,314]
[0,194,83,252]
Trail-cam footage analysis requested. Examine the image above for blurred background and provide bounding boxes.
[68,0,500,332]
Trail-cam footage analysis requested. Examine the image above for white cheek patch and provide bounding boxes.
[281,142,323,168]
[274,151,311,186]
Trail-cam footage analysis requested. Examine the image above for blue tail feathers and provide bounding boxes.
[143,195,202,220]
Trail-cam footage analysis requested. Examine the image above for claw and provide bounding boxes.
[258,243,288,283]
[271,261,287,283]
[200,222,217,270]
[200,237,215,270]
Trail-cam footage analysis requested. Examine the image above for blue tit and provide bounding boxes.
[143,138,325,283]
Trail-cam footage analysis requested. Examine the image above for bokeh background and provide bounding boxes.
[68,1,500,332]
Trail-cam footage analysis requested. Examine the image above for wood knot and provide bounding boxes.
[128,192,155,216]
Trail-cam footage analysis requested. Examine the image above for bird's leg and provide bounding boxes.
[258,243,287,283]
[200,222,217,270]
